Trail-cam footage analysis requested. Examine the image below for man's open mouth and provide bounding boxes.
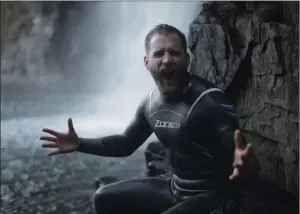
[161,71,176,80]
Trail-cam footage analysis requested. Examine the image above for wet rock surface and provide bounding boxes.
[1,125,146,214]
[189,2,299,213]
[1,88,149,214]
[1,154,146,214]
[1,2,59,78]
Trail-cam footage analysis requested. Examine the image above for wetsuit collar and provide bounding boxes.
[182,82,192,95]
[181,72,193,95]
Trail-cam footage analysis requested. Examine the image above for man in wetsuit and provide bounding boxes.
[40,24,259,214]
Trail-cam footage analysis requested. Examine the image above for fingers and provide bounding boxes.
[229,167,240,180]
[40,136,57,148]
[42,128,63,137]
[40,141,60,155]
[40,136,57,143]
[233,158,243,168]
[68,118,75,133]
[241,143,253,157]
[41,143,58,148]
[234,130,244,150]
[48,149,61,156]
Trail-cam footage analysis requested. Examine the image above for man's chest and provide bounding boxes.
[146,97,197,148]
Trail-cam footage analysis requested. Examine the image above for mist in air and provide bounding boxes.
[65,2,202,136]
[1,3,201,211]
[1,2,202,145]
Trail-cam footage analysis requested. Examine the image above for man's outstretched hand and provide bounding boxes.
[229,130,259,180]
[40,118,80,156]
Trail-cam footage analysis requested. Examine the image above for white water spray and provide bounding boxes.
[72,2,202,135]
[0,4,202,209]
[1,2,202,146]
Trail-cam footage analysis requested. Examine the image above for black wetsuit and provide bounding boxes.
[78,74,241,214]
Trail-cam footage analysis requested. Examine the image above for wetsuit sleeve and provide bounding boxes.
[202,90,242,163]
[76,99,153,157]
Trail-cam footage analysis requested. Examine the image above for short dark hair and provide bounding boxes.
[144,24,187,53]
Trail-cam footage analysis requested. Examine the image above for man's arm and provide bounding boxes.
[204,90,260,180]
[201,90,242,165]
[77,99,153,157]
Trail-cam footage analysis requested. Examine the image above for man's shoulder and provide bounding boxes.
[189,74,234,110]
[189,74,224,99]
[189,74,220,91]
[136,89,156,115]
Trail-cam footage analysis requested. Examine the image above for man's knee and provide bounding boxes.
[93,185,112,214]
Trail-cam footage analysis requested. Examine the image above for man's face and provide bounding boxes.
[144,33,190,95]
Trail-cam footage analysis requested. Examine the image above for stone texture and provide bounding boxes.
[1,2,59,77]
[1,134,147,214]
[0,1,104,93]
[0,1,81,89]
[189,1,299,213]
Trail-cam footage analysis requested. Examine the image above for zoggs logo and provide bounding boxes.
[155,120,181,129]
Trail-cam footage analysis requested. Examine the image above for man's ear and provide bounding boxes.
[144,55,149,70]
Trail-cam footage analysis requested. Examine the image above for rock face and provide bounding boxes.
[1,2,58,77]
[0,1,81,88]
[0,1,110,93]
[188,1,298,213]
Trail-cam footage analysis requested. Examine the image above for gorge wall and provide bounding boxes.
[1,1,86,91]
[188,2,299,213]
[1,2,60,79]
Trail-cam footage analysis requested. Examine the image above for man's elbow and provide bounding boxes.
[115,147,136,157]
[124,151,135,157]
[119,137,140,157]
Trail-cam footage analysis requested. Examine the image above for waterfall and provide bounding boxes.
[0,3,202,212]
[1,1,202,141]
[1,2,202,135]
[73,2,202,125]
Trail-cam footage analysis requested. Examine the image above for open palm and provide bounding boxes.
[229,130,259,180]
[40,118,79,156]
